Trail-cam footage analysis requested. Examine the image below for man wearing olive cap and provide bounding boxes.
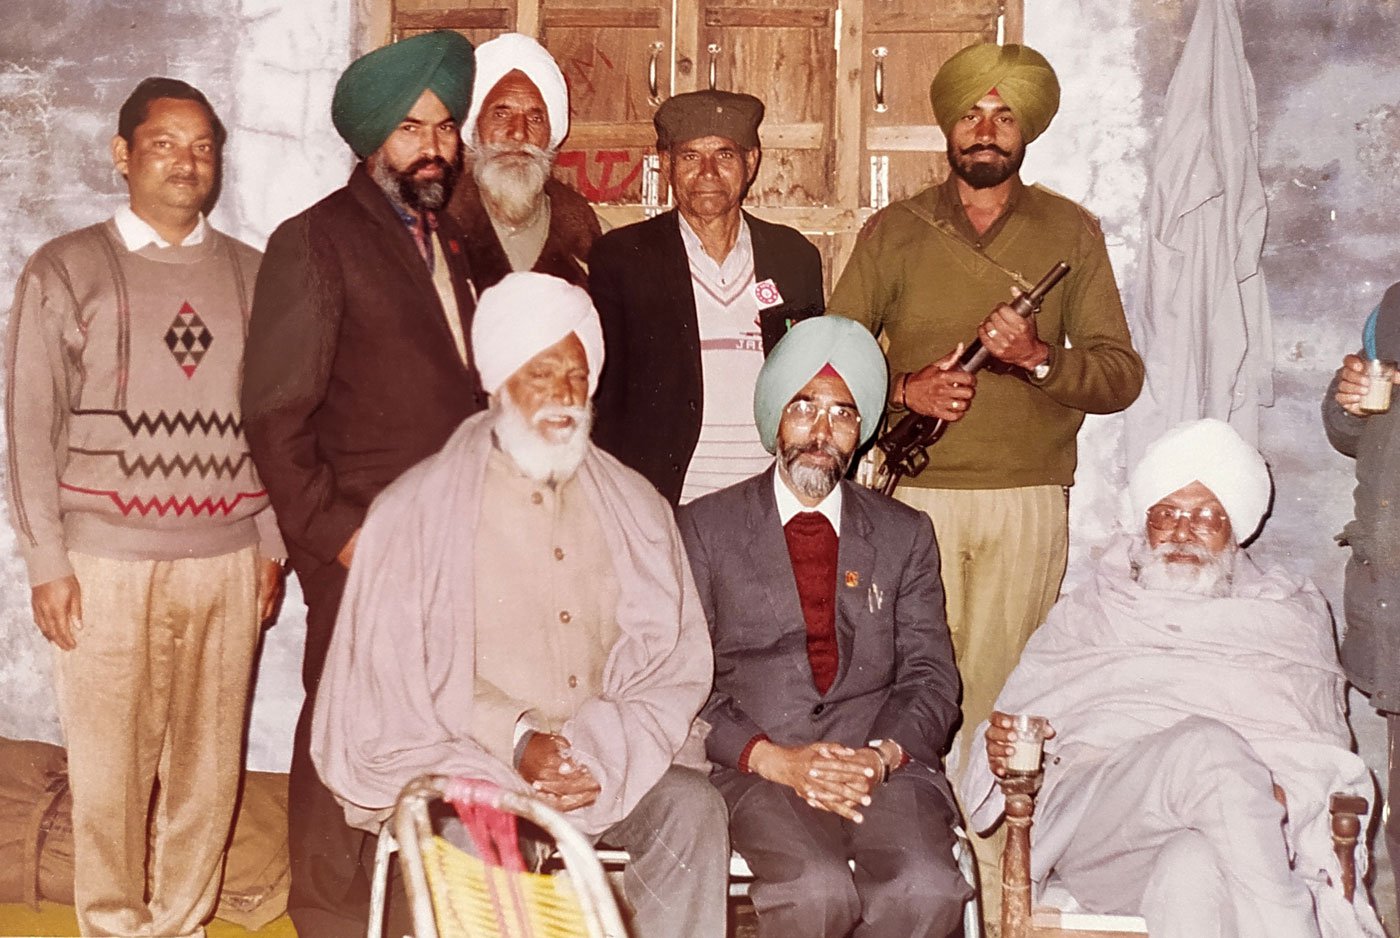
[591,89,826,506]
[446,33,601,290]
[241,29,488,937]
[828,42,1144,801]
[680,317,969,937]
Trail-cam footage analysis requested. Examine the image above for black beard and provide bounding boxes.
[947,143,1025,189]
[372,151,463,213]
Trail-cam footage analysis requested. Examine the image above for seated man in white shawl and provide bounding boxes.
[311,271,729,938]
[960,418,1381,938]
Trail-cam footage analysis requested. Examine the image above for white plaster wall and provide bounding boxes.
[0,0,355,773]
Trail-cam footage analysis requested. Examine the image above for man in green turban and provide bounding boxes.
[680,317,972,937]
[242,29,490,938]
[827,41,1145,920]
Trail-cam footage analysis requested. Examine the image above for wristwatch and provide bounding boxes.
[1030,348,1053,381]
[866,738,903,783]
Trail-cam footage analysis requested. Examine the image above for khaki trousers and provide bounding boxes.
[893,484,1068,925]
[54,548,260,938]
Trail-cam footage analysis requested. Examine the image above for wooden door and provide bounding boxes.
[373,0,1023,285]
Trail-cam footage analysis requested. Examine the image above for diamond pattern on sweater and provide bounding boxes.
[164,301,213,377]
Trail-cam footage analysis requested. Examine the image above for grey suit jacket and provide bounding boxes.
[678,469,961,774]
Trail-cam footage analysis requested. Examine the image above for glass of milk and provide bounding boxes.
[1360,359,1397,415]
[1004,714,1050,776]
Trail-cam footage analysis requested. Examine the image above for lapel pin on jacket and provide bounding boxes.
[845,570,860,588]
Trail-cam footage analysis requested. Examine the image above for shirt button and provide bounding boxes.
[531,492,543,505]
[568,675,579,689]
[554,547,565,561]
[559,610,572,623]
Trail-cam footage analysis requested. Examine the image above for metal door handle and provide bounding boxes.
[873,47,889,113]
[648,41,664,105]
[707,43,721,90]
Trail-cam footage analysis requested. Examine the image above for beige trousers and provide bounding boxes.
[54,548,260,938]
[893,484,1068,925]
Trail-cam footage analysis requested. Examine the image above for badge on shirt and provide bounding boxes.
[752,278,784,310]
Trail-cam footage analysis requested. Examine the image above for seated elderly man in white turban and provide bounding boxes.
[311,271,729,938]
[960,418,1382,938]
[680,317,970,938]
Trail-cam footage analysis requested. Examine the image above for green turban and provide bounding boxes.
[754,317,888,452]
[332,30,475,158]
[929,42,1060,145]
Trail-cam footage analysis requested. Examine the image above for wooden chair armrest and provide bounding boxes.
[1329,792,1368,903]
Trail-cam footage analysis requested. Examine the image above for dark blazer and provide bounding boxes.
[242,165,488,575]
[445,175,601,291]
[589,210,825,505]
[679,470,961,777]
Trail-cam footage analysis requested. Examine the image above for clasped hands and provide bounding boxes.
[901,303,1050,422]
[518,731,601,813]
[749,740,886,823]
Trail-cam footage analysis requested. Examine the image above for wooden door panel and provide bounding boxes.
[863,0,1001,206]
[701,0,837,207]
[392,0,514,45]
[542,2,672,204]
[540,0,672,203]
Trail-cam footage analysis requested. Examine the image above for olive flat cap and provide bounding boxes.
[654,90,764,150]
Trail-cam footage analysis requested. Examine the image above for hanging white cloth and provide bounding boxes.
[1128,0,1273,457]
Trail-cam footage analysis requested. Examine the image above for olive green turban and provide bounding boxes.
[929,42,1060,145]
[754,317,888,452]
[332,30,476,158]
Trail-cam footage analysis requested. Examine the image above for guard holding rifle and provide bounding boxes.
[827,40,1143,916]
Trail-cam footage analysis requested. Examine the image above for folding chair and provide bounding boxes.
[368,775,627,938]
[997,774,1369,938]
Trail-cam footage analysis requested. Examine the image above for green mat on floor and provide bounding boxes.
[0,903,297,937]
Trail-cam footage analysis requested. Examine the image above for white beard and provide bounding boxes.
[1128,535,1237,597]
[493,392,592,484]
[471,140,556,227]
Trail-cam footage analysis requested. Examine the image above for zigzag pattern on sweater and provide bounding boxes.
[67,448,253,480]
[71,408,243,437]
[58,483,267,517]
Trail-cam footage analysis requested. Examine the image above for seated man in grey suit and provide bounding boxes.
[679,316,971,938]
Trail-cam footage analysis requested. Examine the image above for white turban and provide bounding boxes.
[470,272,604,396]
[1125,418,1272,542]
[464,33,570,150]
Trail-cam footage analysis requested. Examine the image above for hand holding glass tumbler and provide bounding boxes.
[987,711,1054,778]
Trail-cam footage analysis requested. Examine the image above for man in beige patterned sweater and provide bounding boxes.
[4,77,284,938]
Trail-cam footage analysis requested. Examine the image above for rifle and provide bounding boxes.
[869,261,1072,496]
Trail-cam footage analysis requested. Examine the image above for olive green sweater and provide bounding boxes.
[829,177,1144,489]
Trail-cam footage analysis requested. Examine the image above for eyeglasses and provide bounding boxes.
[1145,504,1230,535]
[783,399,861,433]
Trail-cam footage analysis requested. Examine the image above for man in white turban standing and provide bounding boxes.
[447,33,600,289]
[680,317,970,938]
[313,272,729,938]
[960,418,1382,938]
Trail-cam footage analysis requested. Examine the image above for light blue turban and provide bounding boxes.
[754,317,889,452]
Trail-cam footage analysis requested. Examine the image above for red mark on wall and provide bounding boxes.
[558,150,644,202]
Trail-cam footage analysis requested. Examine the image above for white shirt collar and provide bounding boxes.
[677,211,753,286]
[113,205,207,251]
[772,466,842,536]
